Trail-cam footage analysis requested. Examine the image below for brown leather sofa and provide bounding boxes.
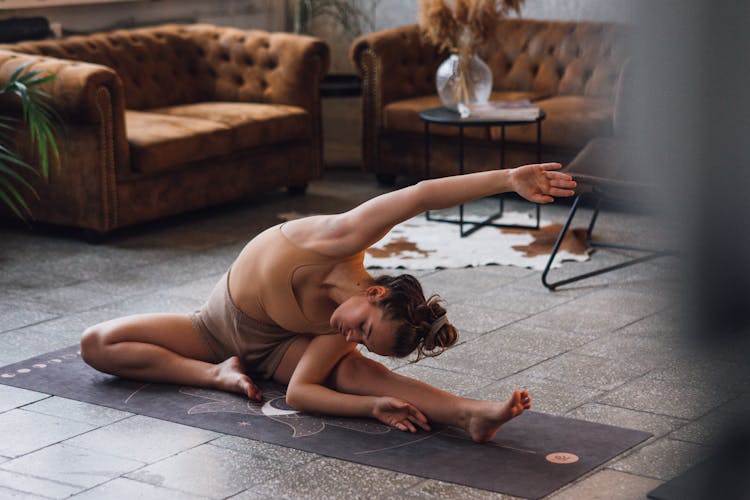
[0,24,330,236]
[350,19,629,183]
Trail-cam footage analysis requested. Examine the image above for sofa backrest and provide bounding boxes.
[480,19,630,99]
[3,24,327,111]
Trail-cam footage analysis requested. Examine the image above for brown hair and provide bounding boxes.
[372,274,458,359]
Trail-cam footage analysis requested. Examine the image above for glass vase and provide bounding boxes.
[436,53,493,116]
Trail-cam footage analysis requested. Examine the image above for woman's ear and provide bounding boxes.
[366,285,388,301]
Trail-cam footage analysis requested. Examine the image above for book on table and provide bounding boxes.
[466,100,541,120]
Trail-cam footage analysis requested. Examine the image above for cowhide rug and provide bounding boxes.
[278,211,590,271]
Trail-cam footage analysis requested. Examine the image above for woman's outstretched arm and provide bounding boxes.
[284,334,430,433]
[324,163,576,255]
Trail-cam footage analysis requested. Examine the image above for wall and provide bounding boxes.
[0,0,283,34]
[371,0,634,33]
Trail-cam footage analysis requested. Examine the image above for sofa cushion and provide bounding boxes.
[151,102,311,150]
[383,90,550,140]
[126,110,232,175]
[493,95,613,149]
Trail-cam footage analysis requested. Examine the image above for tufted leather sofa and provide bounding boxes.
[0,24,330,235]
[350,19,629,183]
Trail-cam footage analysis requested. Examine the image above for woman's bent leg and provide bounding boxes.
[329,350,531,442]
[80,314,261,399]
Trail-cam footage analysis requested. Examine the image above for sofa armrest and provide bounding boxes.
[0,50,129,231]
[350,24,443,105]
[349,25,444,171]
[0,50,129,170]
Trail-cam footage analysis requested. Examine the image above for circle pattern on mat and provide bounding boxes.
[545,452,579,464]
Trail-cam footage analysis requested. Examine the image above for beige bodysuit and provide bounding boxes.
[190,223,362,379]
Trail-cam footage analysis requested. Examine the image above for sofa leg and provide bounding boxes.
[375,173,396,186]
[287,183,308,196]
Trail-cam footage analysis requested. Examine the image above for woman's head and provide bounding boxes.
[329,274,458,358]
[371,274,458,359]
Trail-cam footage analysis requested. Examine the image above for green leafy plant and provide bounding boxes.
[0,63,61,219]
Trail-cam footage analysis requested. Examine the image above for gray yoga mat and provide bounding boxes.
[0,346,651,499]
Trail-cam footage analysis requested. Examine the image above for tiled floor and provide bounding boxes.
[0,169,744,499]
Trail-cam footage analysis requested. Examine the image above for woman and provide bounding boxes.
[81,163,576,442]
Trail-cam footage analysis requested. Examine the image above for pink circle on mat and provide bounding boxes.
[33,364,47,368]
[1,373,15,378]
[17,368,31,374]
[49,359,62,363]
[545,452,579,464]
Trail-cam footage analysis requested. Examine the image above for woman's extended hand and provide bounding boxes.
[510,163,577,204]
[372,396,431,433]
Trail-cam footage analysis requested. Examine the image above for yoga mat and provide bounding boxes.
[1,346,651,499]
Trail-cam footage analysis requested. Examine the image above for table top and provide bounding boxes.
[419,106,546,126]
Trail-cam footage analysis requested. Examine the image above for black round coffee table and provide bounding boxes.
[419,106,546,237]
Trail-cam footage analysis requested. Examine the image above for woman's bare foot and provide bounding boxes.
[466,389,531,443]
[212,357,262,401]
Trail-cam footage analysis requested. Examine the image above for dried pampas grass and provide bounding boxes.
[418,0,525,52]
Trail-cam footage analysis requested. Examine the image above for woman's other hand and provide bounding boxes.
[372,396,431,433]
[510,163,577,204]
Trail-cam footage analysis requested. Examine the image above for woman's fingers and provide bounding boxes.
[409,406,431,430]
[537,162,563,171]
[548,187,576,197]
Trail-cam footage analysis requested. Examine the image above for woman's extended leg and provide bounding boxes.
[80,314,261,400]
[328,350,530,442]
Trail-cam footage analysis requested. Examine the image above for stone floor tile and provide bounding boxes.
[71,477,210,500]
[668,408,740,446]
[0,268,79,296]
[573,331,688,369]
[419,335,548,380]
[402,479,519,499]
[97,292,204,318]
[442,302,527,336]
[210,435,319,466]
[0,469,82,499]
[0,485,49,499]
[566,288,671,319]
[649,355,750,395]
[394,363,495,397]
[126,443,293,499]
[16,283,120,316]
[599,375,734,420]
[162,274,225,302]
[237,456,422,499]
[611,438,709,481]
[23,397,132,427]
[0,300,58,334]
[614,311,680,337]
[0,386,48,413]
[64,415,219,463]
[487,322,595,357]
[469,375,603,416]
[0,327,83,366]
[566,403,686,439]
[0,409,94,458]
[520,352,651,391]
[24,307,125,339]
[522,300,641,336]
[548,469,663,500]
[418,268,524,305]
[1,443,144,488]
[461,284,575,315]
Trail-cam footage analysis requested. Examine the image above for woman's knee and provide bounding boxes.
[79,323,113,368]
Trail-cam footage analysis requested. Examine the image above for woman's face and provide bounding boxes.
[330,287,399,356]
